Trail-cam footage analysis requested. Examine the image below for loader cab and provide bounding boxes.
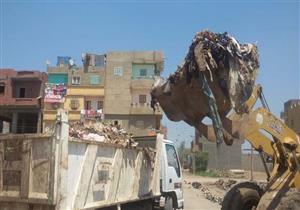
[160,139,184,209]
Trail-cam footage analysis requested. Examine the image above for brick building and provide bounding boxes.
[0,69,47,133]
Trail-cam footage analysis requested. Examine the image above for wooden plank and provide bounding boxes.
[72,144,98,209]
[55,109,69,210]
[150,134,162,195]
[21,139,32,198]
[48,136,56,204]
[106,149,123,204]
[0,142,4,192]
[3,160,23,170]
[130,152,143,199]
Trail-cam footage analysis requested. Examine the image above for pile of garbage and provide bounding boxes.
[69,121,138,147]
[214,179,237,191]
[190,181,223,204]
[151,30,259,143]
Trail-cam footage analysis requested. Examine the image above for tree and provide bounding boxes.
[177,141,186,165]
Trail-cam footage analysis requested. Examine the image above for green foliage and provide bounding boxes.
[194,151,209,172]
[195,170,219,177]
[177,141,186,165]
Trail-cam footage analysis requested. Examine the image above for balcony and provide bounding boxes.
[0,97,40,107]
[130,103,162,115]
[131,78,154,90]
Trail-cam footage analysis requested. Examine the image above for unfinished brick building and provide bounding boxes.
[0,69,47,133]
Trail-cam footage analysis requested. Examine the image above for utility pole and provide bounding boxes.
[250,146,254,181]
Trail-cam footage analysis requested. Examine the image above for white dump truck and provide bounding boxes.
[0,111,183,210]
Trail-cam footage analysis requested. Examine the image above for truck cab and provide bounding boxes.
[131,135,184,210]
[159,139,184,210]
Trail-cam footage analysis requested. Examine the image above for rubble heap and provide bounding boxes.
[69,121,138,147]
[214,179,237,191]
[151,30,259,143]
[190,181,223,204]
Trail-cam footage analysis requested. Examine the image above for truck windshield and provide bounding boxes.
[165,144,181,177]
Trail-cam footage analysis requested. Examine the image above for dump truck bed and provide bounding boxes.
[0,115,161,210]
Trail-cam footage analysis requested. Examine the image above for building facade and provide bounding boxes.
[281,99,300,135]
[43,55,105,128]
[104,51,164,136]
[0,69,47,133]
[44,51,164,136]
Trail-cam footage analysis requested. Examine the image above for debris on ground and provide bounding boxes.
[275,188,300,210]
[69,121,138,147]
[191,181,202,189]
[189,181,223,204]
[214,179,237,191]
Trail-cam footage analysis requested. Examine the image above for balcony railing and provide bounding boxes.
[0,98,39,106]
[80,109,103,119]
[130,103,162,115]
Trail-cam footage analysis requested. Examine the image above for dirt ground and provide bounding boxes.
[182,171,268,210]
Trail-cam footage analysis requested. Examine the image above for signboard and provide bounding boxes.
[44,83,67,103]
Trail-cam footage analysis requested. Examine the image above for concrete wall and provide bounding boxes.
[203,140,242,170]
[241,153,272,172]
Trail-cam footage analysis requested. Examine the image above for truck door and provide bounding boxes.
[163,143,183,204]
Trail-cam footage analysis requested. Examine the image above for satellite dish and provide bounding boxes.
[69,59,74,66]
[81,53,86,60]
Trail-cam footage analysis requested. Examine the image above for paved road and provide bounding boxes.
[183,182,221,210]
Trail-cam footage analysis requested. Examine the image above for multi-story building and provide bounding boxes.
[43,55,105,128]
[281,99,300,135]
[44,51,164,137]
[0,69,47,133]
[104,51,164,136]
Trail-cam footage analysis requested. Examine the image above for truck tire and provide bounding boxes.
[221,182,263,210]
[164,196,174,210]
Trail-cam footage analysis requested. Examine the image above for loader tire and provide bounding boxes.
[221,181,263,210]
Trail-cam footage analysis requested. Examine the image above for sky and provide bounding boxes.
[1,0,299,148]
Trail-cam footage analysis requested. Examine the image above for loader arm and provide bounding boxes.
[225,85,300,209]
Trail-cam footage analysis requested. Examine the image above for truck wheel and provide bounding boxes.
[164,196,174,210]
[221,182,263,210]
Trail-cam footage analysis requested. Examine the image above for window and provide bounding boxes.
[114,67,123,76]
[0,85,4,94]
[70,99,79,110]
[72,76,80,85]
[139,95,147,104]
[90,75,100,85]
[97,101,103,109]
[19,88,25,98]
[140,69,147,77]
[85,101,91,110]
[165,144,181,177]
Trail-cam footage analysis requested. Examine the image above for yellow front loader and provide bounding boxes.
[221,85,300,210]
